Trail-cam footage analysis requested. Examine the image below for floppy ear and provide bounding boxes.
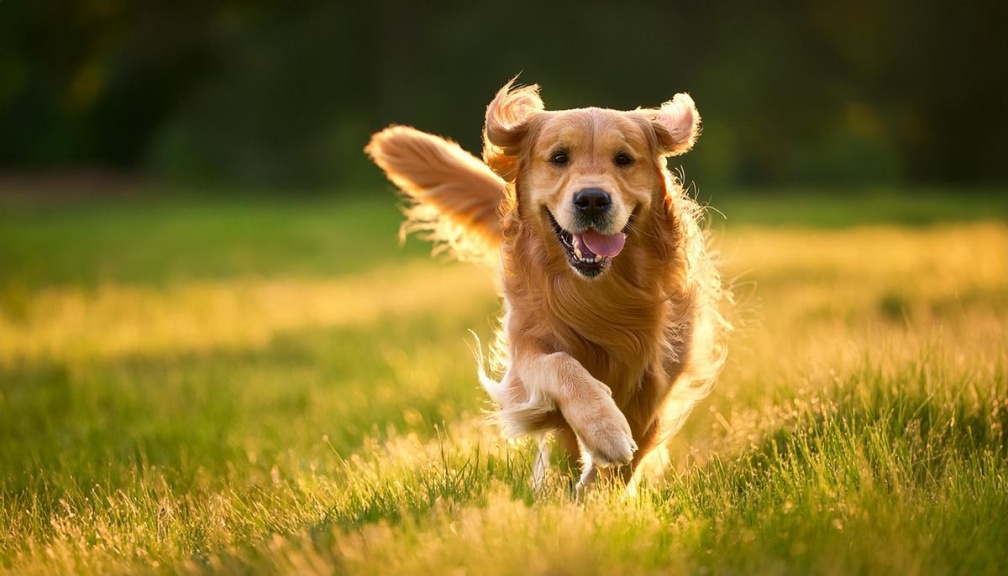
[482,79,544,181]
[644,93,701,157]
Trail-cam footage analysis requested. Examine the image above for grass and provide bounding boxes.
[1,187,1006,574]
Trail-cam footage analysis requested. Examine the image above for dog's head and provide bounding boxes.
[483,80,700,279]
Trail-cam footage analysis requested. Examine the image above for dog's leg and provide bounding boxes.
[531,435,550,492]
[575,454,598,497]
[554,425,581,474]
[514,351,638,468]
[533,430,589,494]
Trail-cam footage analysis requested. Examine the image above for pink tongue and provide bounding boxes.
[580,230,627,258]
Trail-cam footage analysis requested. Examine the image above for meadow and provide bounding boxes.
[1,187,1006,575]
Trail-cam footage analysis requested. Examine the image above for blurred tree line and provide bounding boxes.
[1,0,1004,189]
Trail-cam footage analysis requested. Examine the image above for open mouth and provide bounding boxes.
[546,211,627,279]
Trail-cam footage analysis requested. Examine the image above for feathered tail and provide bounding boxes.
[366,126,507,263]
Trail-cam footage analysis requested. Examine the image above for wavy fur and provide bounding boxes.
[366,125,506,263]
[367,81,730,490]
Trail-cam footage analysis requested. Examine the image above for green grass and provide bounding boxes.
[0,193,429,289]
[1,187,1006,574]
[709,187,1008,229]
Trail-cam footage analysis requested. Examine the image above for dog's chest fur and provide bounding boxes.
[500,209,692,417]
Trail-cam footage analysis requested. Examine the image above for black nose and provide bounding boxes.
[572,188,612,215]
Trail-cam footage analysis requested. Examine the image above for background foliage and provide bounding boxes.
[2,3,1006,571]
[1,0,1005,188]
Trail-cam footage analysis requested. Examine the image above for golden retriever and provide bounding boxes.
[366,80,728,491]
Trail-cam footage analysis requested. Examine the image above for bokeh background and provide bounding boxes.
[3,4,1008,573]
[2,0,1005,191]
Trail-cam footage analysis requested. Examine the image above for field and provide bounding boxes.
[1,187,1006,575]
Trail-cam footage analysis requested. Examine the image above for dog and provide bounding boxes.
[366,80,728,491]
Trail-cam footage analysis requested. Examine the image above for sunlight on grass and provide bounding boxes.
[0,262,493,363]
[720,222,1007,322]
[1,196,1006,575]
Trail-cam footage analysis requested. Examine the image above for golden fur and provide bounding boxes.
[366,80,729,490]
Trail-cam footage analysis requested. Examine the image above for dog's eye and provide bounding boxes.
[550,152,569,166]
[614,152,634,166]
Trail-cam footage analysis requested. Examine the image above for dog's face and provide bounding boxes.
[484,81,701,279]
[523,110,658,278]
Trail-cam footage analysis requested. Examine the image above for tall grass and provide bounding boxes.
[0,190,1005,574]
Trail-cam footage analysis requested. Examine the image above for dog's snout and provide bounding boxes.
[573,188,612,215]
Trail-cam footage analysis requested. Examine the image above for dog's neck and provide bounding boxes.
[499,198,691,376]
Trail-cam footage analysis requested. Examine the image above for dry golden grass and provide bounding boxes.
[0,263,494,363]
[1,196,1005,575]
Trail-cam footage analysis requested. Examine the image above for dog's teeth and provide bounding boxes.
[574,246,583,260]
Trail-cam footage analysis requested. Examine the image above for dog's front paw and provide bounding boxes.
[578,405,637,467]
